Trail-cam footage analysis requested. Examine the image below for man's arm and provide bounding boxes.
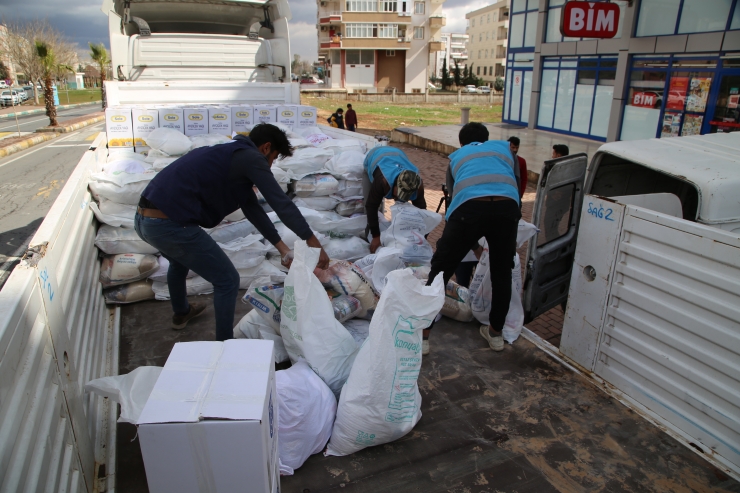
[365,177,386,238]
[446,164,454,200]
[518,156,528,198]
[238,190,281,245]
[411,181,427,210]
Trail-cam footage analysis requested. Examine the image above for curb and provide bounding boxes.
[36,114,105,134]
[0,101,102,120]
[0,133,58,158]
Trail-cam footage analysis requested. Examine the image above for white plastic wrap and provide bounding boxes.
[84,366,163,424]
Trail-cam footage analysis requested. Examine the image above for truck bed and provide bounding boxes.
[114,143,740,492]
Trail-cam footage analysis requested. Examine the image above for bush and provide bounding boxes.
[494,77,505,92]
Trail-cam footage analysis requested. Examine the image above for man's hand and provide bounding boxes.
[275,240,293,268]
[306,235,331,269]
[369,236,381,254]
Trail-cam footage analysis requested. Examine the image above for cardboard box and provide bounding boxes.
[158,107,185,134]
[231,105,254,135]
[137,340,279,493]
[184,107,209,136]
[105,107,134,148]
[208,106,233,136]
[277,105,297,130]
[296,105,318,129]
[253,104,278,124]
[132,108,159,148]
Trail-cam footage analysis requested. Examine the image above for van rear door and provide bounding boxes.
[523,153,588,322]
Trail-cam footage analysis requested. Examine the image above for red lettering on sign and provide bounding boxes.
[560,1,620,39]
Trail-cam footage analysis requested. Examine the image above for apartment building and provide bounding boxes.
[503,0,740,142]
[465,1,509,86]
[317,0,446,92]
[0,25,19,83]
[429,32,470,78]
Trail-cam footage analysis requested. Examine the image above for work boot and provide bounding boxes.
[172,302,206,330]
[479,325,504,351]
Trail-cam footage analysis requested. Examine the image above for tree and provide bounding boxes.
[453,59,461,88]
[35,41,58,126]
[441,58,452,90]
[493,76,504,92]
[462,64,468,81]
[89,42,110,109]
[464,63,478,86]
[0,61,9,81]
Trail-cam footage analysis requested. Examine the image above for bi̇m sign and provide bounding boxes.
[560,1,620,39]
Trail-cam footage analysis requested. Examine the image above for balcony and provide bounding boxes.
[319,35,342,49]
[429,15,446,28]
[451,51,468,60]
[343,12,412,23]
[429,39,444,52]
[318,11,342,24]
[341,37,412,49]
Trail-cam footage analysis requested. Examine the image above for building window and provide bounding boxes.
[379,23,399,37]
[382,0,397,12]
[414,1,424,14]
[414,26,424,39]
[483,66,487,75]
[345,23,374,37]
[636,0,737,36]
[479,50,482,58]
[413,88,422,93]
[489,66,493,75]
[487,13,490,23]
[496,45,506,58]
[479,33,483,41]
[509,0,538,49]
[472,19,475,27]
[495,64,504,76]
[485,49,489,58]
[346,0,378,12]
[537,56,617,140]
[477,66,481,75]
[331,51,341,64]
[386,50,396,56]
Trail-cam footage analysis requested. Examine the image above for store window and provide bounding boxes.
[537,57,617,140]
[546,0,628,43]
[636,0,737,37]
[509,0,538,49]
[414,1,424,14]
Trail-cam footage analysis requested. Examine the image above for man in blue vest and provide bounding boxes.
[423,122,521,355]
[362,146,426,253]
[135,123,330,342]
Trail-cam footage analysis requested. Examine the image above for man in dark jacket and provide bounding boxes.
[345,104,358,132]
[135,124,330,341]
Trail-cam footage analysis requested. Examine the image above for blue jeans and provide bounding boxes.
[134,214,240,341]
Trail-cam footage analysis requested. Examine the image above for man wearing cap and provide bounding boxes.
[362,146,426,253]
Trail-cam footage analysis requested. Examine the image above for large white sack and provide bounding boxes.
[276,147,333,176]
[297,207,367,239]
[294,174,339,197]
[323,236,370,261]
[233,311,290,363]
[317,139,366,156]
[335,179,363,198]
[326,269,445,456]
[103,159,149,174]
[238,261,287,289]
[380,203,442,265]
[242,278,283,332]
[326,151,365,180]
[342,319,370,347]
[147,256,196,283]
[272,166,291,193]
[276,360,337,475]
[89,200,137,229]
[266,223,328,255]
[280,241,359,399]
[153,261,285,299]
[89,172,156,205]
[107,150,148,164]
[218,234,269,269]
[469,221,538,344]
[370,247,406,294]
[189,133,232,148]
[99,253,160,288]
[85,366,163,424]
[104,279,156,304]
[144,127,192,155]
[206,219,257,243]
[293,196,339,211]
[315,260,379,319]
[353,254,376,282]
[152,276,213,300]
[95,225,158,255]
[333,197,364,217]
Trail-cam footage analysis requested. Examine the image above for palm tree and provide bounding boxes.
[89,42,110,109]
[35,41,58,127]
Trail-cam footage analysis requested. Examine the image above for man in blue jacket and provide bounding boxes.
[423,122,521,355]
[135,123,329,341]
[362,146,426,253]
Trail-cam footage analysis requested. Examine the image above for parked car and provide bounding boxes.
[0,81,7,89]
[16,87,28,101]
[464,85,478,93]
[0,90,23,106]
[477,86,491,94]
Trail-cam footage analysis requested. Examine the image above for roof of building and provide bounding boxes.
[465,0,509,17]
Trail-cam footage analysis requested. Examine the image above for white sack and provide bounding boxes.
[85,366,163,424]
[147,256,196,283]
[326,151,366,180]
[242,278,284,332]
[326,269,445,456]
[353,254,376,282]
[276,360,337,475]
[297,207,367,239]
[152,276,213,300]
[103,159,149,174]
[280,241,359,399]
[224,209,246,222]
[276,147,333,176]
[99,253,160,288]
[89,172,156,205]
[380,203,442,265]
[189,133,232,148]
[335,179,363,198]
[238,261,287,289]
[293,196,339,211]
[107,150,148,163]
[152,157,179,171]
[95,225,158,255]
[333,197,364,217]
[272,166,291,193]
[294,174,339,197]
[207,219,257,244]
[440,280,474,322]
[104,279,156,304]
[266,223,327,255]
[323,236,370,262]
[144,127,192,155]
[233,311,289,364]
[89,200,136,229]
[370,248,406,294]
[315,260,379,319]
[342,319,370,347]
[317,139,366,156]
[218,234,269,269]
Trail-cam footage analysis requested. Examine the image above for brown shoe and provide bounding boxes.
[172,302,206,330]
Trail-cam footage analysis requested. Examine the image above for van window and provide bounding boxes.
[537,183,575,247]
[590,154,699,220]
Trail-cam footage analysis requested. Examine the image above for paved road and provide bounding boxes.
[0,122,104,287]
[0,104,102,135]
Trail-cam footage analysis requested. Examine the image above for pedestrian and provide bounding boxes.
[508,136,528,198]
[362,146,426,253]
[423,122,521,355]
[328,108,344,129]
[345,103,358,131]
[134,123,330,342]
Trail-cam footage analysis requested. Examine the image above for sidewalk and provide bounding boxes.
[0,101,102,120]
[392,123,604,178]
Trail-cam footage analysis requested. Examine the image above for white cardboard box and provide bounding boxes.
[158,108,185,133]
[296,106,318,129]
[253,104,278,124]
[232,105,254,135]
[132,108,159,148]
[137,340,279,493]
[105,107,134,148]
[277,105,297,130]
[184,107,209,136]
[209,106,233,136]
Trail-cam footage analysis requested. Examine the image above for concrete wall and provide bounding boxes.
[301,89,504,104]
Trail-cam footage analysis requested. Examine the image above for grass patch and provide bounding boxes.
[31,89,102,106]
[302,96,502,131]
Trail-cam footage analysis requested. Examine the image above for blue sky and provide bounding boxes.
[0,0,486,62]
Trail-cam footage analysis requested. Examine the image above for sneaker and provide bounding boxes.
[172,302,206,330]
[479,325,504,351]
[422,339,430,356]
